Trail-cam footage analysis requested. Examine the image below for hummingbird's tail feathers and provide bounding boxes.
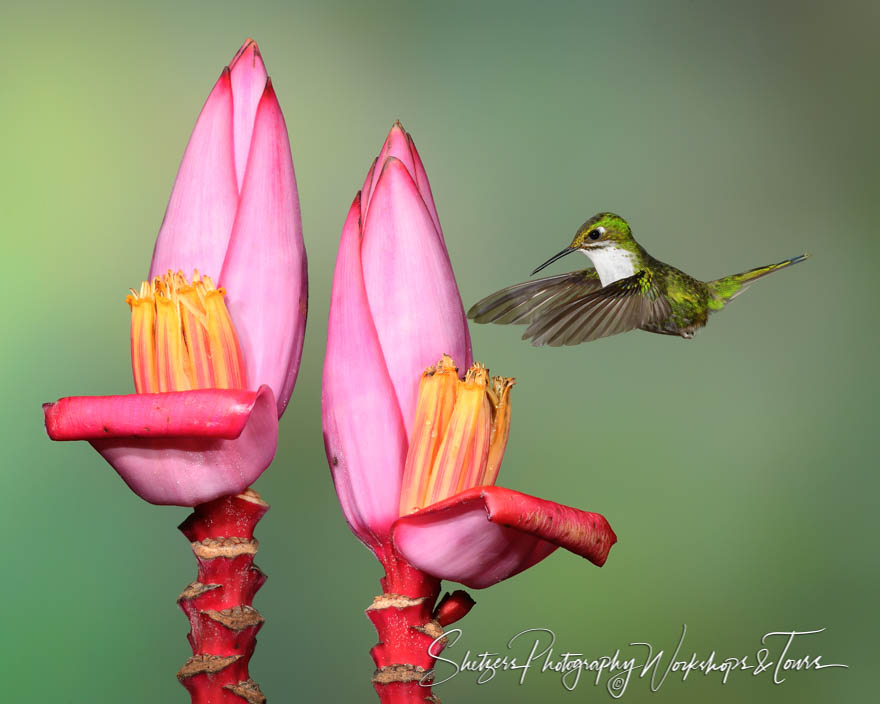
[467,269,602,326]
[708,254,809,308]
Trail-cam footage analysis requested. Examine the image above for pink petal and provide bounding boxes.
[407,131,442,237]
[362,123,442,239]
[220,79,307,417]
[406,130,471,356]
[322,194,408,546]
[392,486,617,589]
[362,121,417,217]
[44,386,278,507]
[360,157,377,209]
[361,157,472,437]
[149,68,238,281]
[228,39,268,191]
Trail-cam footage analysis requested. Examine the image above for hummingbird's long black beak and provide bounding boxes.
[531,247,577,276]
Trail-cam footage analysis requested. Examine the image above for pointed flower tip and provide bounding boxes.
[379,120,408,156]
[369,154,419,208]
[230,38,262,67]
[401,126,424,159]
[343,191,362,225]
[208,65,233,97]
[377,154,413,182]
[259,76,278,104]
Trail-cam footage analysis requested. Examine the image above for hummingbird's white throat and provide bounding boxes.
[581,245,636,287]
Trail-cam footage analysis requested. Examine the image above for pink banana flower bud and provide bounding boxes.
[323,121,472,546]
[322,122,616,703]
[43,40,307,507]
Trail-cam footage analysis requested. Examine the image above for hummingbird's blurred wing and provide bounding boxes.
[467,270,602,325]
[523,272,671,346]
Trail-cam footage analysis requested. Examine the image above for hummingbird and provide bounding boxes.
[468,212,808,346]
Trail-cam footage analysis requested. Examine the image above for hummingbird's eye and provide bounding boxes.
[587,227,603,241]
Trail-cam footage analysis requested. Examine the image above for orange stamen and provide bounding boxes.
[126,283,159,394]
[483,376,515,486]
[399,357,515,515]
[126,271,247,393]
[398,355,459,515]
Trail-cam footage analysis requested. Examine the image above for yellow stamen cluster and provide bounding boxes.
[398,355,515,516]
[126,271,246,394]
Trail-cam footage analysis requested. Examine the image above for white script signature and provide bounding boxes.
[424,625,848,696]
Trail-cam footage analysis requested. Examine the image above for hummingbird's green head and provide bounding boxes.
[570,212,633,250]
[531,212,635,276]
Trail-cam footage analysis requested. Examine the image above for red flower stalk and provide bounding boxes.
[177,489,269,704]
[323,123,617,702]
[42,39,306,701]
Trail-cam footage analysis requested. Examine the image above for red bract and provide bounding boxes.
[43,389,278,506]
[42,39,306,507]
[322,122,616,702]
[393,486,616,588]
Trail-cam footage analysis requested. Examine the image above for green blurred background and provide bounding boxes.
[2,0,877,701]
